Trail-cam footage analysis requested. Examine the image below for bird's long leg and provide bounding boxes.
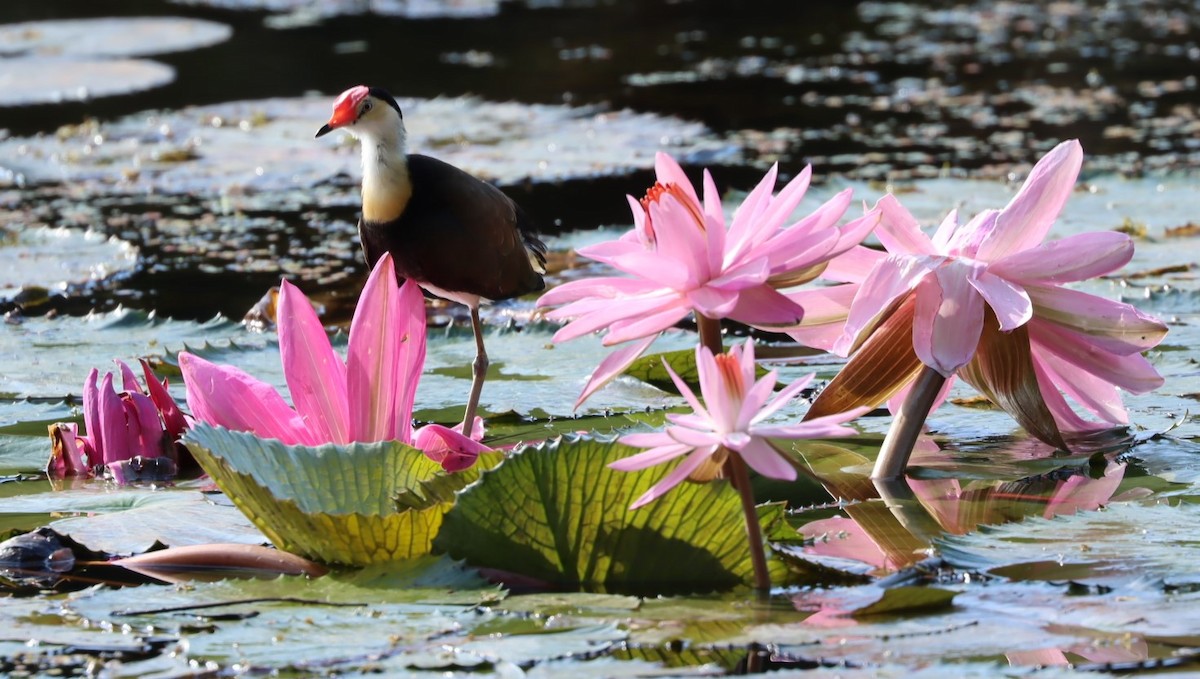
[461,305,488,434]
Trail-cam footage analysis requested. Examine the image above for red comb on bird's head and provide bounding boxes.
[316,85,371,138]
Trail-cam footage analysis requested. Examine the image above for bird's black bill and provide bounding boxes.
[315,124,334,138]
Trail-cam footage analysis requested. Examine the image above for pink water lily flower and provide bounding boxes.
[537,152,879,406]
[806,140,1168,449]
[179,254,487,472]
[612,339,863,509]
[48,359,190,481]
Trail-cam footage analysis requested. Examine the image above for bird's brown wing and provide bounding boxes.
[378,154,544,301]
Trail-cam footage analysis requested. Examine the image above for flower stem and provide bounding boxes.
[695,313,771,593]
[873,364,946,479]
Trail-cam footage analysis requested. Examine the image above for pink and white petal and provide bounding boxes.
[82,368,101,452]
[1026,285,1169,354]
[875,194,936,255]
[738,438,798,480]
[727,286,808,329]
[574,238,644,265]
[912,262,986,376]
[610,442,694,471]
[628,445,717,509]
[124,391,164,459]
[751,373,815,424]
[575,334,659,408]
[551,293,681,343]
[970,270,1031,331]
[826,207,883,260]
[989,231,1133,284]
[726,164,781,260]
[607,249,697,289]
[944,209,999,259]
[116,360,141,394]
[709,255,771,290]
[1030,353,1107,433]
[1028,320,1165,394]
[602,302,692,345]
[618,431,678,450]
[654,151,701,207]
[393,279,428,443]
[930,209,960,252]
[1035,349,1128,424]
[760,165,814,234]
[346,254,402,442]
[979,140,1083,261]
[648,196,710,278]
[278,279,350,444]
[781,285,857,352]
[836,254,938,355]
[821,244,885,284]
[95,373,125,463]
[537,276,652,308]
[662,356,711,420]
[688,285,741,318]
[140,359,187,441]
[179,352,315,446]
[667,425,723,448]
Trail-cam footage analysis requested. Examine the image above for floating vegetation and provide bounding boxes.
[0,226,137,302]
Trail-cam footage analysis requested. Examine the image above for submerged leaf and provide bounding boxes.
[434,436,788,593]
[183,423,454,566]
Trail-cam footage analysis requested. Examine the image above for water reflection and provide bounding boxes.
[794,443,1131,573]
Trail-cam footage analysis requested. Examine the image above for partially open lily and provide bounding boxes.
[179,254,487,472]
[612,339,864,509]
[537,152,879,406]
[47,359,190,482]
[804,140,1168,476]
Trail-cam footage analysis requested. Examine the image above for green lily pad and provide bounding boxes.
[434,435,789,593]
[937,501,1200,589]
[183,423,452,566]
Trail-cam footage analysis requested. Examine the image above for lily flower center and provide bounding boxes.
[641,182,706,241]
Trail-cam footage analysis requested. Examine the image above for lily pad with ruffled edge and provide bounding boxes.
[434,435,791,593]
[183,423,459,566]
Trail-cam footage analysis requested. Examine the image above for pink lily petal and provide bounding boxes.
[727,286,807,328]
[393,279,427,443]
[412,424,489,472]
[537,276,657,308]
[912,261,986,376]
[758,165,814,236]
[929,209,960,252]
[1030,354,1106,433]
[825,208,883,262]
[751,373,816,423]
[726,164,781,260]
[783,285,858,351]
[1026,284,1168,355]
[575,334,658,408]
[875,194,936,256]
[117,360,141,394]
[989,231,1133,284]
[124,391,164,460]
[944,209,999,258]
[653,151,701,207]
[737,438,797,480]
[48,423,90,477]
[648,196,710,279]
[82,368,101,452]
[610,441,693,471]
[140,359,187,441]
[1028,320,1165,394]
[970,270,1031,331]
[756,407,864,439]
[979,140,1083,261]
[707,255,770,290]
[346,254,402,442]
[701,168,723,225]
[628,444,715,509]
[662,358,711,421]
[836,254,938,356]
[552,293,680,343]
[95,372,124,464]
[687,285,741,319]
[179,352,316,446]
[667,425,723,448]
[607,250,696,289]
[601,302,691,345]
[278,279,350,444]
[822,244,885,284]
[1034,349,1128,425]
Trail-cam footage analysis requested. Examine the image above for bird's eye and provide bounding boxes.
[361,100,373,114]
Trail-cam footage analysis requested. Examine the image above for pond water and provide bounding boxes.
[2,0,1200,676]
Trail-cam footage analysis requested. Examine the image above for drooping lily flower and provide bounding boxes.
[804,140,1168,474]
[47,359,190,482]
[537,152,880,406]
[611,339,864,509]
[178,254,487,472]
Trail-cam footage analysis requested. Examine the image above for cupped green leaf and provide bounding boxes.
[183,423,452,566]
[433,436,789,593]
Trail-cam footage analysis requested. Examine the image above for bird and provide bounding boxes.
[316,85,546,434]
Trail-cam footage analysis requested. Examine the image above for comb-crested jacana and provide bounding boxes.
[316,86,546,432]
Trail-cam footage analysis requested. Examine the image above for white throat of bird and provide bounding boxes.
[355,110,412,224]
